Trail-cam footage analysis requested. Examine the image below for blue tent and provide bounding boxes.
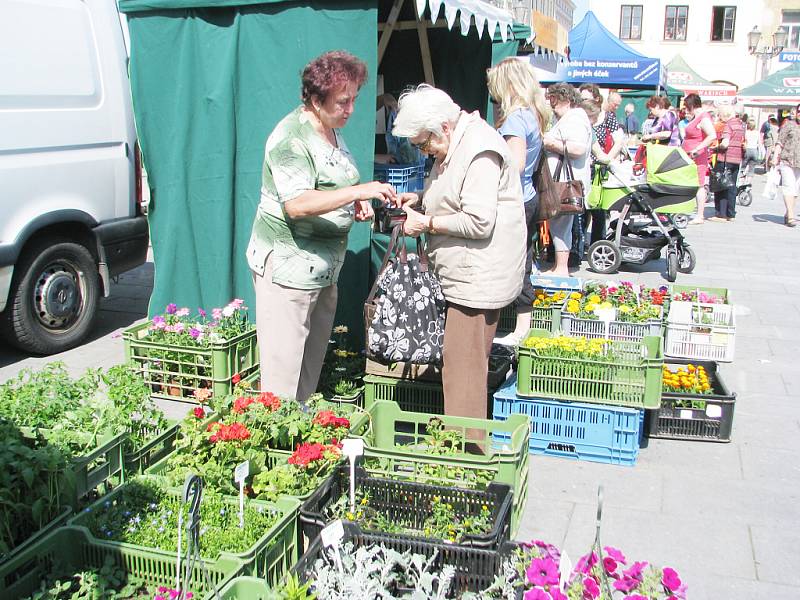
[531,11,663,89]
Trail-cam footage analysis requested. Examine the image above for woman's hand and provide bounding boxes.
[402,205,429,238]
[394,192,420,208]
[354,199,374,222]
[353,181,397,204]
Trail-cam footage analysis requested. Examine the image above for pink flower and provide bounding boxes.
[575,552,598,575]
[662,567,682,592]
[623,596,648,600]
[550,588,568,600]
[623,561,648,581]
[189,327,201,339]
[212,308,223,320]
[582,576,600,599]
[166,303,177,314]
[614,577,640,593]
[231,298,244,307]
[198,307,207,318]
[524,589,552,600]
[174,322,185,334]
[526,557,559,587]
[176,307,190,317]
[603,556,619,577]
[604,546,626,564]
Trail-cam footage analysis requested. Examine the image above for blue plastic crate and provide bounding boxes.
[374,162,425,193]
[530,275,583,295]
[492,376,643,466]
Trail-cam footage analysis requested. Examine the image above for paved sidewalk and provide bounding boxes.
[1,175,798,597]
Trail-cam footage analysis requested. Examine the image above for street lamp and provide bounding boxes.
[748,26,788,81]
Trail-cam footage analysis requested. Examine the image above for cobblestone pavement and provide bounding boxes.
[1,175,798,597]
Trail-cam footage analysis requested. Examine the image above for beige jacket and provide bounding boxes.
[423,111,526,310]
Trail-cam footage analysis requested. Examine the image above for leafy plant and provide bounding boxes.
[333,380,359,397]
[21,554,142,600]
[307,542,455,599]
[76,478,279,559]
[317,325,365,399]
[263,574,317,600]
[146,300,252,347]
[0,420,70,559]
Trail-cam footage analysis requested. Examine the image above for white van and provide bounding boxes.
[0,0,149,354]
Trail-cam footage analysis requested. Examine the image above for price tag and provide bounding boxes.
[559,550,572,592]
[234,460,249,529]
[341,438,364,459]
[595,306,616,339]
[679,409,693,420]
[321,520,345,548]
[234,460,250,484]
[705,404,722,419]
[341,439,364,512]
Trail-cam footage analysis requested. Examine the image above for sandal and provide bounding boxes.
[787,218,797,228]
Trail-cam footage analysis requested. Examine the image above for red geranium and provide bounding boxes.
[232,392,281,414]
[312,410,350,429]
[208,422,251,443]
[288,442,341,467]
[192,407,205,419]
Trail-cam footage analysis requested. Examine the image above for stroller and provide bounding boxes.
[585,144,698,282]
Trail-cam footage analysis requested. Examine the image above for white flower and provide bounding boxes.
[222,305,235,318]
[333,325,349,334]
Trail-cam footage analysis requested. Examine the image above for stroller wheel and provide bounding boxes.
[666,249,678,282]
[672,214,690,229]
[678,245,696,274]
[588,240,622,274]
[737,188,753,207]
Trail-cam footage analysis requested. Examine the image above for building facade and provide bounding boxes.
[584,0,785,89]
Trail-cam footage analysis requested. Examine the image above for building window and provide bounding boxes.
[710,6,736,42]
[620,5,643,40]
[783,10,800,50]
[664,6,688,41]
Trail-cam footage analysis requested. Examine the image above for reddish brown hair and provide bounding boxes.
[301,51,367,106]
[646,95,671,110]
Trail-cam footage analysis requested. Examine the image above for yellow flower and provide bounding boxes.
[566,300,580,314]
[333,325,349,334]
[619,305,632,313]
[570,292,582,300]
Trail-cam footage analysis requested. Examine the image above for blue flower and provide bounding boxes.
[158,526,165,533]
[219,508,226,516]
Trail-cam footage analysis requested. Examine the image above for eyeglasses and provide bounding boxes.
[489,97,499,105]
[412,132,434,153]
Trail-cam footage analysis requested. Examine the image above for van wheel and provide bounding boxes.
[1,239,100,355]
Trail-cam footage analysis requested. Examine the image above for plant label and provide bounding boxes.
[705,404,722,419]
[559,550,572,592]
[341,438,364,459]
[234,460,250,484]
[679,409,693,420]
[321,519,345,548]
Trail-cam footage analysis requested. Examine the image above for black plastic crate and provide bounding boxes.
[647,359,736,442]
[292,521,518,597]
[299,466,512,552]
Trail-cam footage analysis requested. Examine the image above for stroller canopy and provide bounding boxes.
[644,144,699,197]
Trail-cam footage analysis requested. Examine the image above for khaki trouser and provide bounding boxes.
[251,255,337,402]
[442,303,499,419]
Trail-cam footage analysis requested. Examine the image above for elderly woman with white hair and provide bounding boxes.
[391,85,526,419]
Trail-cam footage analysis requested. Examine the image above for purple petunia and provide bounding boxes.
[166,303,177,315]
[582,576,600,600]
[198,307,207,318]
[527,557,560,587]
[189,327,201,339]
[575,551,598,575]
[604,546,626,565]
[623,561,648,581]
[524,588,552,600]
[614,577,640,593]
[603,556,619,577]
[662,567,682,592]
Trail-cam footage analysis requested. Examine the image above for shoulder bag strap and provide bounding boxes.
[416,237,429,272]
[553,141,567,181]
[366,224,402,305]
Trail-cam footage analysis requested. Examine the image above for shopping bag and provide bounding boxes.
[551,142,585,214]
[763,167,780,202]
[364,226,446,365]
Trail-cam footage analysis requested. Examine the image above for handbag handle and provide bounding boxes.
[366,224,402,305]
[553,141,576,182]
[398,233,430,272]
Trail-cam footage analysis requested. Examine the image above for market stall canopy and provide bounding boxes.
[736,62,800,107]
[413,0,528,42]
[531,11,663,88]
[665,55,737,100]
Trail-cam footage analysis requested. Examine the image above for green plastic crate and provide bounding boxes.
[516,329,663,409]
[0,505,72,566]
[498,305,559,333]
[69,481,300,582]
[0,526,242,598]
[220,576,272,599]
[123,421,181,476]
[669,284,731,305]
[363,359,510,416]
[20,428,126,506]
[359,400,530,536]
[123,321,259,404]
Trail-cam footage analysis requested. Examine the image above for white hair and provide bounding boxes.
[392,84,461,138]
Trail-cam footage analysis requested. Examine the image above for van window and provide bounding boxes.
[0,0,101,109]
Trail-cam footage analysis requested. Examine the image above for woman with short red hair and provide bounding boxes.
[642,95,681,146]
[246,51,396,403]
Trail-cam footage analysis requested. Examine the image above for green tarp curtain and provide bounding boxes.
[120,1,378,337]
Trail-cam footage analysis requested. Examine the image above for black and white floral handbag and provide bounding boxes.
[364,226,446,366]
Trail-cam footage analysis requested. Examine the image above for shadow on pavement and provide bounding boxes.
[752,213,785,224]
